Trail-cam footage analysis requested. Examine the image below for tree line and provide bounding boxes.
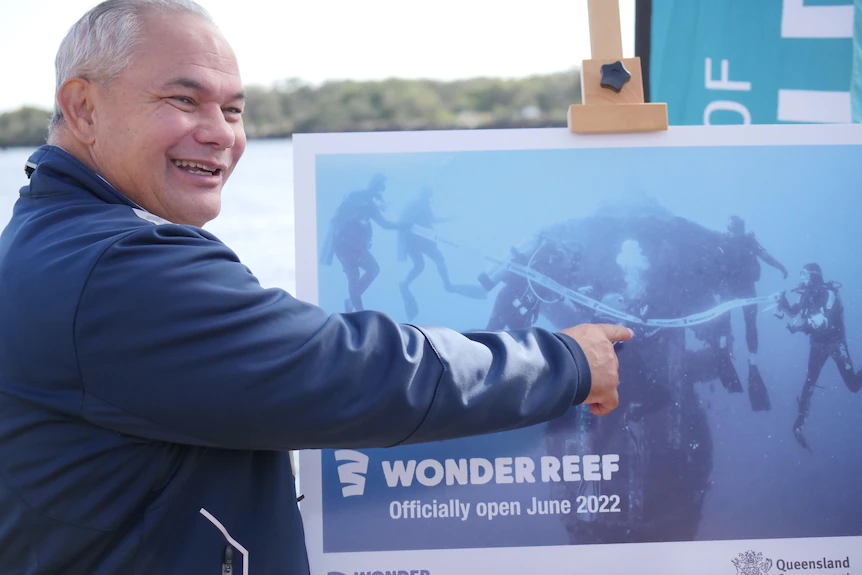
[0,71,581,148]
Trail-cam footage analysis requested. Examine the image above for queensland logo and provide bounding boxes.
[733,551,772,575]
[334,450,369,497]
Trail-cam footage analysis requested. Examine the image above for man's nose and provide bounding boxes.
[195,106,236,149]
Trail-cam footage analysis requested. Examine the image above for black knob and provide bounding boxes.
[600,61,632,93]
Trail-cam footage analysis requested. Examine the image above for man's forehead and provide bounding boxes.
[137,12,239,71]
[131,12,243,94]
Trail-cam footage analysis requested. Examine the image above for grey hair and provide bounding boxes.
[49,0,213,134]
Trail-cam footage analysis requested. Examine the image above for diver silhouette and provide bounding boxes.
[321,174,401,312]
[479,235,583,331]
[685,306,744,395]
[396,187,485,320]
[777,263,861,450]
[544,290,671,544]
[717,215,788,411]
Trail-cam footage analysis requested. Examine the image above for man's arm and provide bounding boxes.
[371,206,403,230]
[778,290,803,316]
[74,225,591,451]
[753,237,788,279]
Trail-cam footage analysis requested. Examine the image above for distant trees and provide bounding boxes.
[0,107,52,148]
[243,71,582,137]
[0,70,582,147]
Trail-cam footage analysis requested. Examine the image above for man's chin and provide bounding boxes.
[170,199,222,228]
[189,208,221,228]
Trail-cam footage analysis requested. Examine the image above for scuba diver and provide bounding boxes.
[717,215,788,412]
[776,263,861,450]
[320,174,401,312]
[544,290,672,544]
[396,187,485,320]
[684,302,744,395]
[479,234,584,330]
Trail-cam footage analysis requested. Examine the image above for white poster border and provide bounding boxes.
[293,123,862,575]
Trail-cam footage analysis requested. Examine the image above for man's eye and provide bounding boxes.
[173,96,194,105]
[224,107,243,115]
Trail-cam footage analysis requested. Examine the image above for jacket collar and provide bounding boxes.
[23,145,142,210]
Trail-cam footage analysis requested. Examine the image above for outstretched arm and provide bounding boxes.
[777,290,802,316]
[371,207,404,230]
[755,240,788,279]
[75,224,593,451]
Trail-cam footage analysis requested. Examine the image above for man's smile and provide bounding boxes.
[171,159,224,176]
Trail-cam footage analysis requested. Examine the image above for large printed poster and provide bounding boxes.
[294,125,862,575]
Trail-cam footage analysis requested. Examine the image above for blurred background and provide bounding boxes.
[0,0,639,290]
[1,0,859,290]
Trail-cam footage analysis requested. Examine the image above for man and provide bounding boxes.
[0,1,630,574]
[717,215,788,411]
[396,186,485,320]
[777,263,861,449]
[321,173,399,311]
[481,233,584,330]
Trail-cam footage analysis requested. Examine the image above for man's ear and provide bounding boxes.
[56,78,98,145]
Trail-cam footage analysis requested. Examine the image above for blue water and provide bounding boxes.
[315,142,862,551]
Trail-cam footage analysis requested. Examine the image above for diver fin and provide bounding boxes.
[793,424,812,452]
[747,364,771,411]
[718,353,743,393]
[400,282,419,320]
[725,373,744,394]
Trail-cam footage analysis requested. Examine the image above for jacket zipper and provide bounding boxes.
[200,508,248,575]
[222,545,233,575]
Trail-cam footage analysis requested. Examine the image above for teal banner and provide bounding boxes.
[650,0,855,125]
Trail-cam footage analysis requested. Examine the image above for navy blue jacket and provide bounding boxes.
[0,146,591,574]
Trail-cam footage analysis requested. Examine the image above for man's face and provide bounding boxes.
[727,217,744,236]
[800,269,811,286]
[87,11,246,226]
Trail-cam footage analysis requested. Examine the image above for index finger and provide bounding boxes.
[598,324,634,343]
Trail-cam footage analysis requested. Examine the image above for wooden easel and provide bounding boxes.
[568,0,668,133]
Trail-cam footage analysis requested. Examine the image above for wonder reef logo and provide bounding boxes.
[733,551,773,575]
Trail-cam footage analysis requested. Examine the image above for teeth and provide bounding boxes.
[173,160,217,173]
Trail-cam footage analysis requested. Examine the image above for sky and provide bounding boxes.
[0,0,635,113]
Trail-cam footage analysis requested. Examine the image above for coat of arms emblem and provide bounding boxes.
[733,551,772,575]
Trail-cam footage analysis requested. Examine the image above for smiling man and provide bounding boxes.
[49,1,246,225]
[0,1,630,574]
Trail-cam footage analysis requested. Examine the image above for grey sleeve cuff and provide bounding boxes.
[553,332,592,405]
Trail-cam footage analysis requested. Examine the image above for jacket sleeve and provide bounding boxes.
[74,224,591,450]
